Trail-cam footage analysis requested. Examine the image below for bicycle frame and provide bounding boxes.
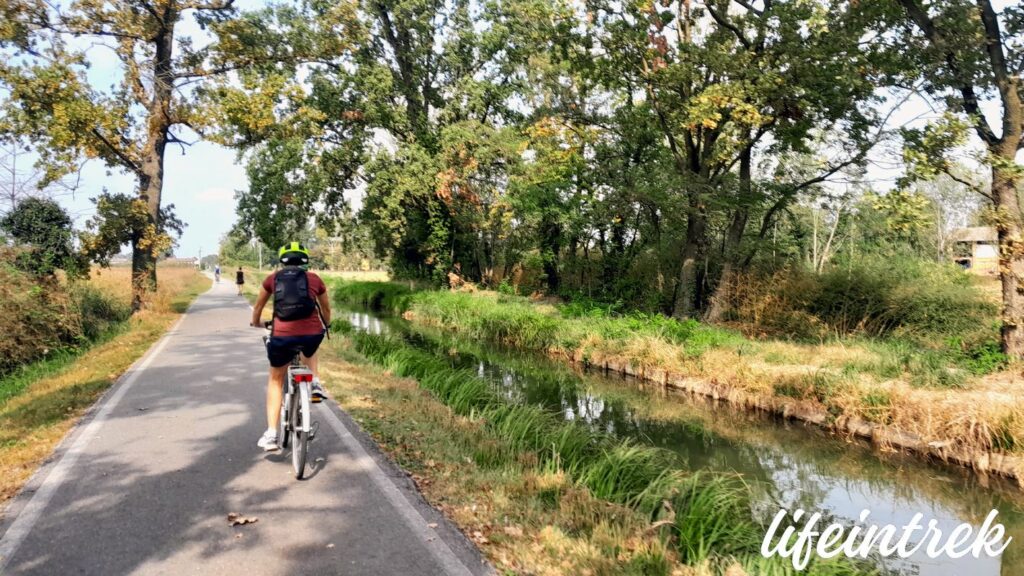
[262,323,317,478]
[284,362,313,435]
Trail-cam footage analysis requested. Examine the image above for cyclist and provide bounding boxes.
[249,242,331,451]
[214,264,221,283]
[235,266,245,295]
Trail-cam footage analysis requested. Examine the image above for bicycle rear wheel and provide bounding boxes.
[291,384,309,479]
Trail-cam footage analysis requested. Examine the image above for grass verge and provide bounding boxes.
[0,266,211,504]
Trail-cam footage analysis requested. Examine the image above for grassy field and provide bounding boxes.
[316,269,390,282]
[234,267,387,301]
[0,266,210,504]
[333,282,1024,468]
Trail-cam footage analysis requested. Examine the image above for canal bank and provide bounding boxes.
[340,307,1024,576]
[333,282,1024,486]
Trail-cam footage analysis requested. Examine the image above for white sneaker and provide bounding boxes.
[311,381,327,403]
[257,430,279,451]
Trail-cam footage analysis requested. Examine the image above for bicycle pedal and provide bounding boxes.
[309,421,320,440]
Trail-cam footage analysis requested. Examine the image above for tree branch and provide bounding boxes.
[977,0,1010,88]
[138,0,165,26]
[705,2,751,49]
[896,0,998,146]
[91,128,142,176]
[732,0,763,15]
[944,167,994,201]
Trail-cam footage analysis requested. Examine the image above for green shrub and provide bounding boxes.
[496,279,516,296]
[728,257,996,342]
[809,257,994,338]
[0,252,132,378]
[952,335,1009,375]
[70,283,132,341]
[0,257,81,375]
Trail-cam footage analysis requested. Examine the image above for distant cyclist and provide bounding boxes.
[249,242,331,451]
[214,265,221,283]
[235,266,245,295]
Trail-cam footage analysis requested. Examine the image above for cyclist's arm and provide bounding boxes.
[316,291,331,328]
[251,287,271,327]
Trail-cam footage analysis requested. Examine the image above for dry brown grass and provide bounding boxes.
[88,264,208,313]
[678,346,1024,466]
[0,266,210,504]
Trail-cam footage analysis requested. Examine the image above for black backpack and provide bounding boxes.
[273,268,316,321]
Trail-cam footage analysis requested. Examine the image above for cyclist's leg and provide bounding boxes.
[298,334,326,400]
[297,334,324,376]
[263,337,297,447]
[300,351,319,380]
[266,365,287,430]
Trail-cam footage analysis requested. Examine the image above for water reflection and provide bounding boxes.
[345,311,1022,575]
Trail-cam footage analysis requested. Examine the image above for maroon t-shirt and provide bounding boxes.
[263,270,327,337]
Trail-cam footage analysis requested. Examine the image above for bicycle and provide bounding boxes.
[263,321,319,479]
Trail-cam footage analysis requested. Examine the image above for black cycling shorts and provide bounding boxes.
[266,333,324,368]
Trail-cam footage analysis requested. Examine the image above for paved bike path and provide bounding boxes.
[0,280,490,575]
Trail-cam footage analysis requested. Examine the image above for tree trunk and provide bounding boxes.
[131,18,174,312]
[705,146,752,323]
[672,199,706,319]
[993,156,1024,357]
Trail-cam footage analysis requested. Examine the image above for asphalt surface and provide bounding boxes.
[0,279,490,576]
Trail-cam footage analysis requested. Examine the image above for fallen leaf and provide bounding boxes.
[326,543,335,549]
[503,526,524,537]
[227,513,258,526]
[427,523,438,529]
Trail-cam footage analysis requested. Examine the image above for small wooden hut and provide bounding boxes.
[951,226,998,275]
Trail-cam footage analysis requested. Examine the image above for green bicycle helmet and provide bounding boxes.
[278,241,310,266]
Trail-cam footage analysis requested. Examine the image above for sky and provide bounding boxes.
[34,0,1024,262]
[61,139,245,262]
[54,1,264,262]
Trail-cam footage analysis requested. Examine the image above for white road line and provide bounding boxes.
[317,402,477,576]
[0,304,197,571]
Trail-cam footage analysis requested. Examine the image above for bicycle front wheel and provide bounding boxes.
[291,384,309,479]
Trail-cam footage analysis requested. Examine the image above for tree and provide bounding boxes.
[79,192,184,272]
[0,196,80,275]
[874,0,1024,356]
[205,0,561,283]
[0,0,243,310]
[574,0,885,318]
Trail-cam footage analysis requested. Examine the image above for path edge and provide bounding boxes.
[0,280,214,569]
